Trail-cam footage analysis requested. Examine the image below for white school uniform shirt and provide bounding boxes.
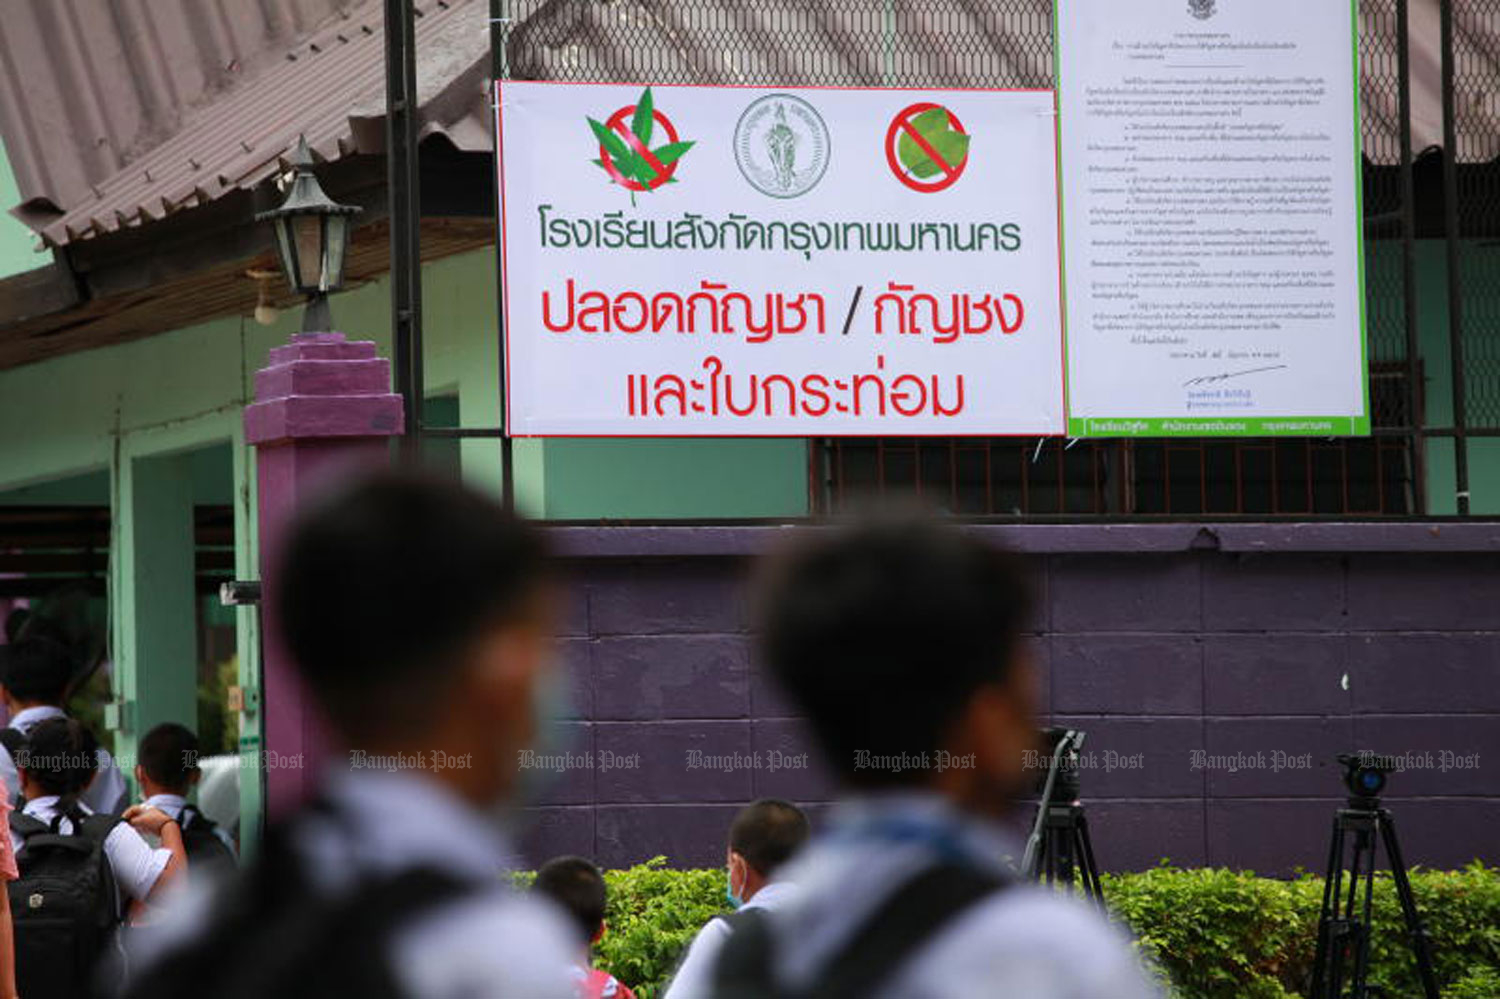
[663,880,798,999]
[752,792,1162,999]
[11,795,172,906]
[0,705,128,815]
[142,793,237,856]
[127,768,578,999]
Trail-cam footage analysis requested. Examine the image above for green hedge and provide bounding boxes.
[520,859,1500,999]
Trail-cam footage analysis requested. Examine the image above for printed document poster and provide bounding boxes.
[496,82,1065,436]
[1057,0,1369,437]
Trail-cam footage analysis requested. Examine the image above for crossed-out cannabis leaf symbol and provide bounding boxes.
[588,88,695,202]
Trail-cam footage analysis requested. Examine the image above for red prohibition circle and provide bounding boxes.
[600,105,683,192]
[885,102,969,193]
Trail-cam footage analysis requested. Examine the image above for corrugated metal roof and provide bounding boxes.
[6,0,492,247]
[4,0,1493,251]
[0,0,358,228]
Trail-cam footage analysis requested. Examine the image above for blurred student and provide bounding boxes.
[120,472,577,998]
[534,856,638,999]
[710,519,1159,999]
[665,799,808,999]
[134,723,236,875]
[10,717,184,997]
[0,637,127,813]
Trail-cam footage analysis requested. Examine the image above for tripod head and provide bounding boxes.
[1338,751,1395,811]
[1037,727,1085,803]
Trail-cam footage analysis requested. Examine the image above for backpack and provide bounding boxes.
[118,810,474,999]
[710,862,1006,999]
[8,807,124,999]
[177,804,236,874]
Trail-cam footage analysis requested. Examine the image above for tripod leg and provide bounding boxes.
[1311,815,1347,999]
[1053,821,1077,890]
[1349,828,1377,999]
[1379,812,1441,999]
[1073,814,1107,911]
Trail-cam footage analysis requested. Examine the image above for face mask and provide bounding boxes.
[725,859,744,909]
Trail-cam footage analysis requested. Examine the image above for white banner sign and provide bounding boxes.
[1057,0,1368,437]
[497,82,1065,436]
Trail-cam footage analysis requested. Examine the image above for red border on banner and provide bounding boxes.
[494,80,1066,440]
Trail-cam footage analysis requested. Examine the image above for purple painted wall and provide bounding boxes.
[518,525,1500,876]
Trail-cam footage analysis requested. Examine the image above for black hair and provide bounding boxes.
[534,855,607,945]
[0,636,72,704]
[729,799,810,876]
[17,717,100,823]
[273,472,551,740]
[138,723,199,793]
[756,518,1032,789]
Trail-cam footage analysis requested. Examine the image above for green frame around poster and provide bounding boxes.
[1054,0,1371,439]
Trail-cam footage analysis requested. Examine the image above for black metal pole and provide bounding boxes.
[491,0,516,511]
[1396,0,1425,514]
[1439,0,1468,514]
[386,0,423,456]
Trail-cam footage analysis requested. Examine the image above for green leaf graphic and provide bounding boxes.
[897,107,970,178]
[632,88,655,148]
[651,140,695,167]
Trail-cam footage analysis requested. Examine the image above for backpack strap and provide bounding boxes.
[7,810,48,845]
[121,805,474,999]
[713,862,1007,999]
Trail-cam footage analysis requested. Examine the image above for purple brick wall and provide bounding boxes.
[518,526,1500,877]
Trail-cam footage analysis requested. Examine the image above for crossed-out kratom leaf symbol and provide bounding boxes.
[897,106,971,179]
[588,88,695,200]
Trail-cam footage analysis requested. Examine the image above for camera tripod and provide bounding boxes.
[1022,728,1105,908]
[1309,793,1440,999]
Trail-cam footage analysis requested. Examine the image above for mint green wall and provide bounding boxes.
[543,439,807,519]
[0,244,809,839]
[1407,240,1500,515]
[0,140,46,279]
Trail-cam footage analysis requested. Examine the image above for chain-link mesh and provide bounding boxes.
[1453,0,1500,429]
[500,1,1495,518]
[508,1,1054,88]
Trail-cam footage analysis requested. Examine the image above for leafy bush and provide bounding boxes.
[518,860,1500,999]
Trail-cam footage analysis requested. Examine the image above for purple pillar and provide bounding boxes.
[246,332,403,817]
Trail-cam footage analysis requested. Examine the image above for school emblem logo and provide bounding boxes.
[1188,0,1217,19]
[587,87,695,199]
[734,94,830,199]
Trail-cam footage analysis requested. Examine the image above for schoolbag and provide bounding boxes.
[118,811,473,999]
[8,807,123,999]
[177,804,235,874]
[710,862,1006,999]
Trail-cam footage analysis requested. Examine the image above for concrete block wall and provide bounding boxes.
[517,526,1500,875]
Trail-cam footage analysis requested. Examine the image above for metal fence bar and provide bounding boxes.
[1440,0,1471,514]
[1396,0,1426,514]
